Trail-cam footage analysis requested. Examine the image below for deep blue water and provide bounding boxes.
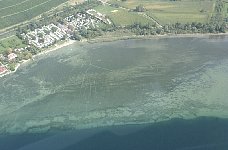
[1,117,228,150]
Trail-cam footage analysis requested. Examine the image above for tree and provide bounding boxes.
[72,31,82,41]
[22,39,29,45]
[135,4,146,12]
[44,30,50,35]
[219,23,226,33]
[16,32,23,39]
[38,38,44,43]
[51,27,58,32]
[8,63,16,71]
[6,48,13,55]
[68,25,75,31]
[24,52,33,60]
[31,35,36,40]
[37,33,43,38]
[22,28,28,34]
[79,26,88,37]
[28,22,38,31]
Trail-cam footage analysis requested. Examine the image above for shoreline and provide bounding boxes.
[87,32,228,43]
[0,39,77,78]
[32,39,77,59]
[1,32,228,135]
[0,32,227,78]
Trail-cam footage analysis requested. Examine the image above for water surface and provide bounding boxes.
[0,36,228,134]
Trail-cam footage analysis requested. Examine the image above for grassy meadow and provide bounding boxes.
[0,0,68,30]
[0,36,25,54]
[108,0,216,25]
[224,1,228,18]
[94,5,156,26]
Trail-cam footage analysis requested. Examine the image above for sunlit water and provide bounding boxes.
[0,36,228,134]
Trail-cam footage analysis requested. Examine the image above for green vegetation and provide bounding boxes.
[15,0,105,40]
[109,0,215,24]
[8,62,16,71]
[0,0,105,70]
[225,2,228,29]
[0,35,39,69]
[94,5,156,26]
[0,0,68,30]
[211,0,227,23]
[0,0,227,75]
[15,0,101,33]
[95,0,227,34]
[0,36,26,54]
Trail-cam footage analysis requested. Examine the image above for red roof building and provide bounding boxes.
[0,66,7,74]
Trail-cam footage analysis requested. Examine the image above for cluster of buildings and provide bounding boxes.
[23,10,111,48]
[65,13,98,30]
[14,46,31,52]
[0,10,111,76]
[22,23,66,48]
[0,53,18,74]
[0,53,18,62]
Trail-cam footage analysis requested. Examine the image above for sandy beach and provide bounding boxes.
[33,39,77,59]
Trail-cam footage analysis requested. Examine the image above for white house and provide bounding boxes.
[8,53,18,61]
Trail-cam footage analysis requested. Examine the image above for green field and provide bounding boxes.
[94,5,156,26]
[0,0,68,30]
[224,1,228,18]
[109,0,216,25]
[0,36,25,54]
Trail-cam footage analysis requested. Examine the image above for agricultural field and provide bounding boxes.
[0,0,68,30]
[94,5,156,26]
[224,1,228,18]
[108,0,216,25]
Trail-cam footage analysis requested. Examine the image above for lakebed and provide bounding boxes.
[0,36,228,134]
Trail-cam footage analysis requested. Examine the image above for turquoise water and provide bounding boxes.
[0,36,228,134]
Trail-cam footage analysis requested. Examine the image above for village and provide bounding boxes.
[0,9,111,77]
[24,10,111,49]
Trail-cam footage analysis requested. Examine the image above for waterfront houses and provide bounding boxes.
[14,46,31,52]
[23,11,111,49]
[23,23,65,49]
[8,53,17,61]
[0,10,112,77]
[0,65,7,75]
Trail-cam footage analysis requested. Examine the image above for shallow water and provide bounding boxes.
[0,36,228,134]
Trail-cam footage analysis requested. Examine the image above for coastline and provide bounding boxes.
[87,32,228,43]
[0,39,77,78]
[0,33,228,135]
[0,63,20,78]
[33,39,77,59]
[0,32,227,78]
